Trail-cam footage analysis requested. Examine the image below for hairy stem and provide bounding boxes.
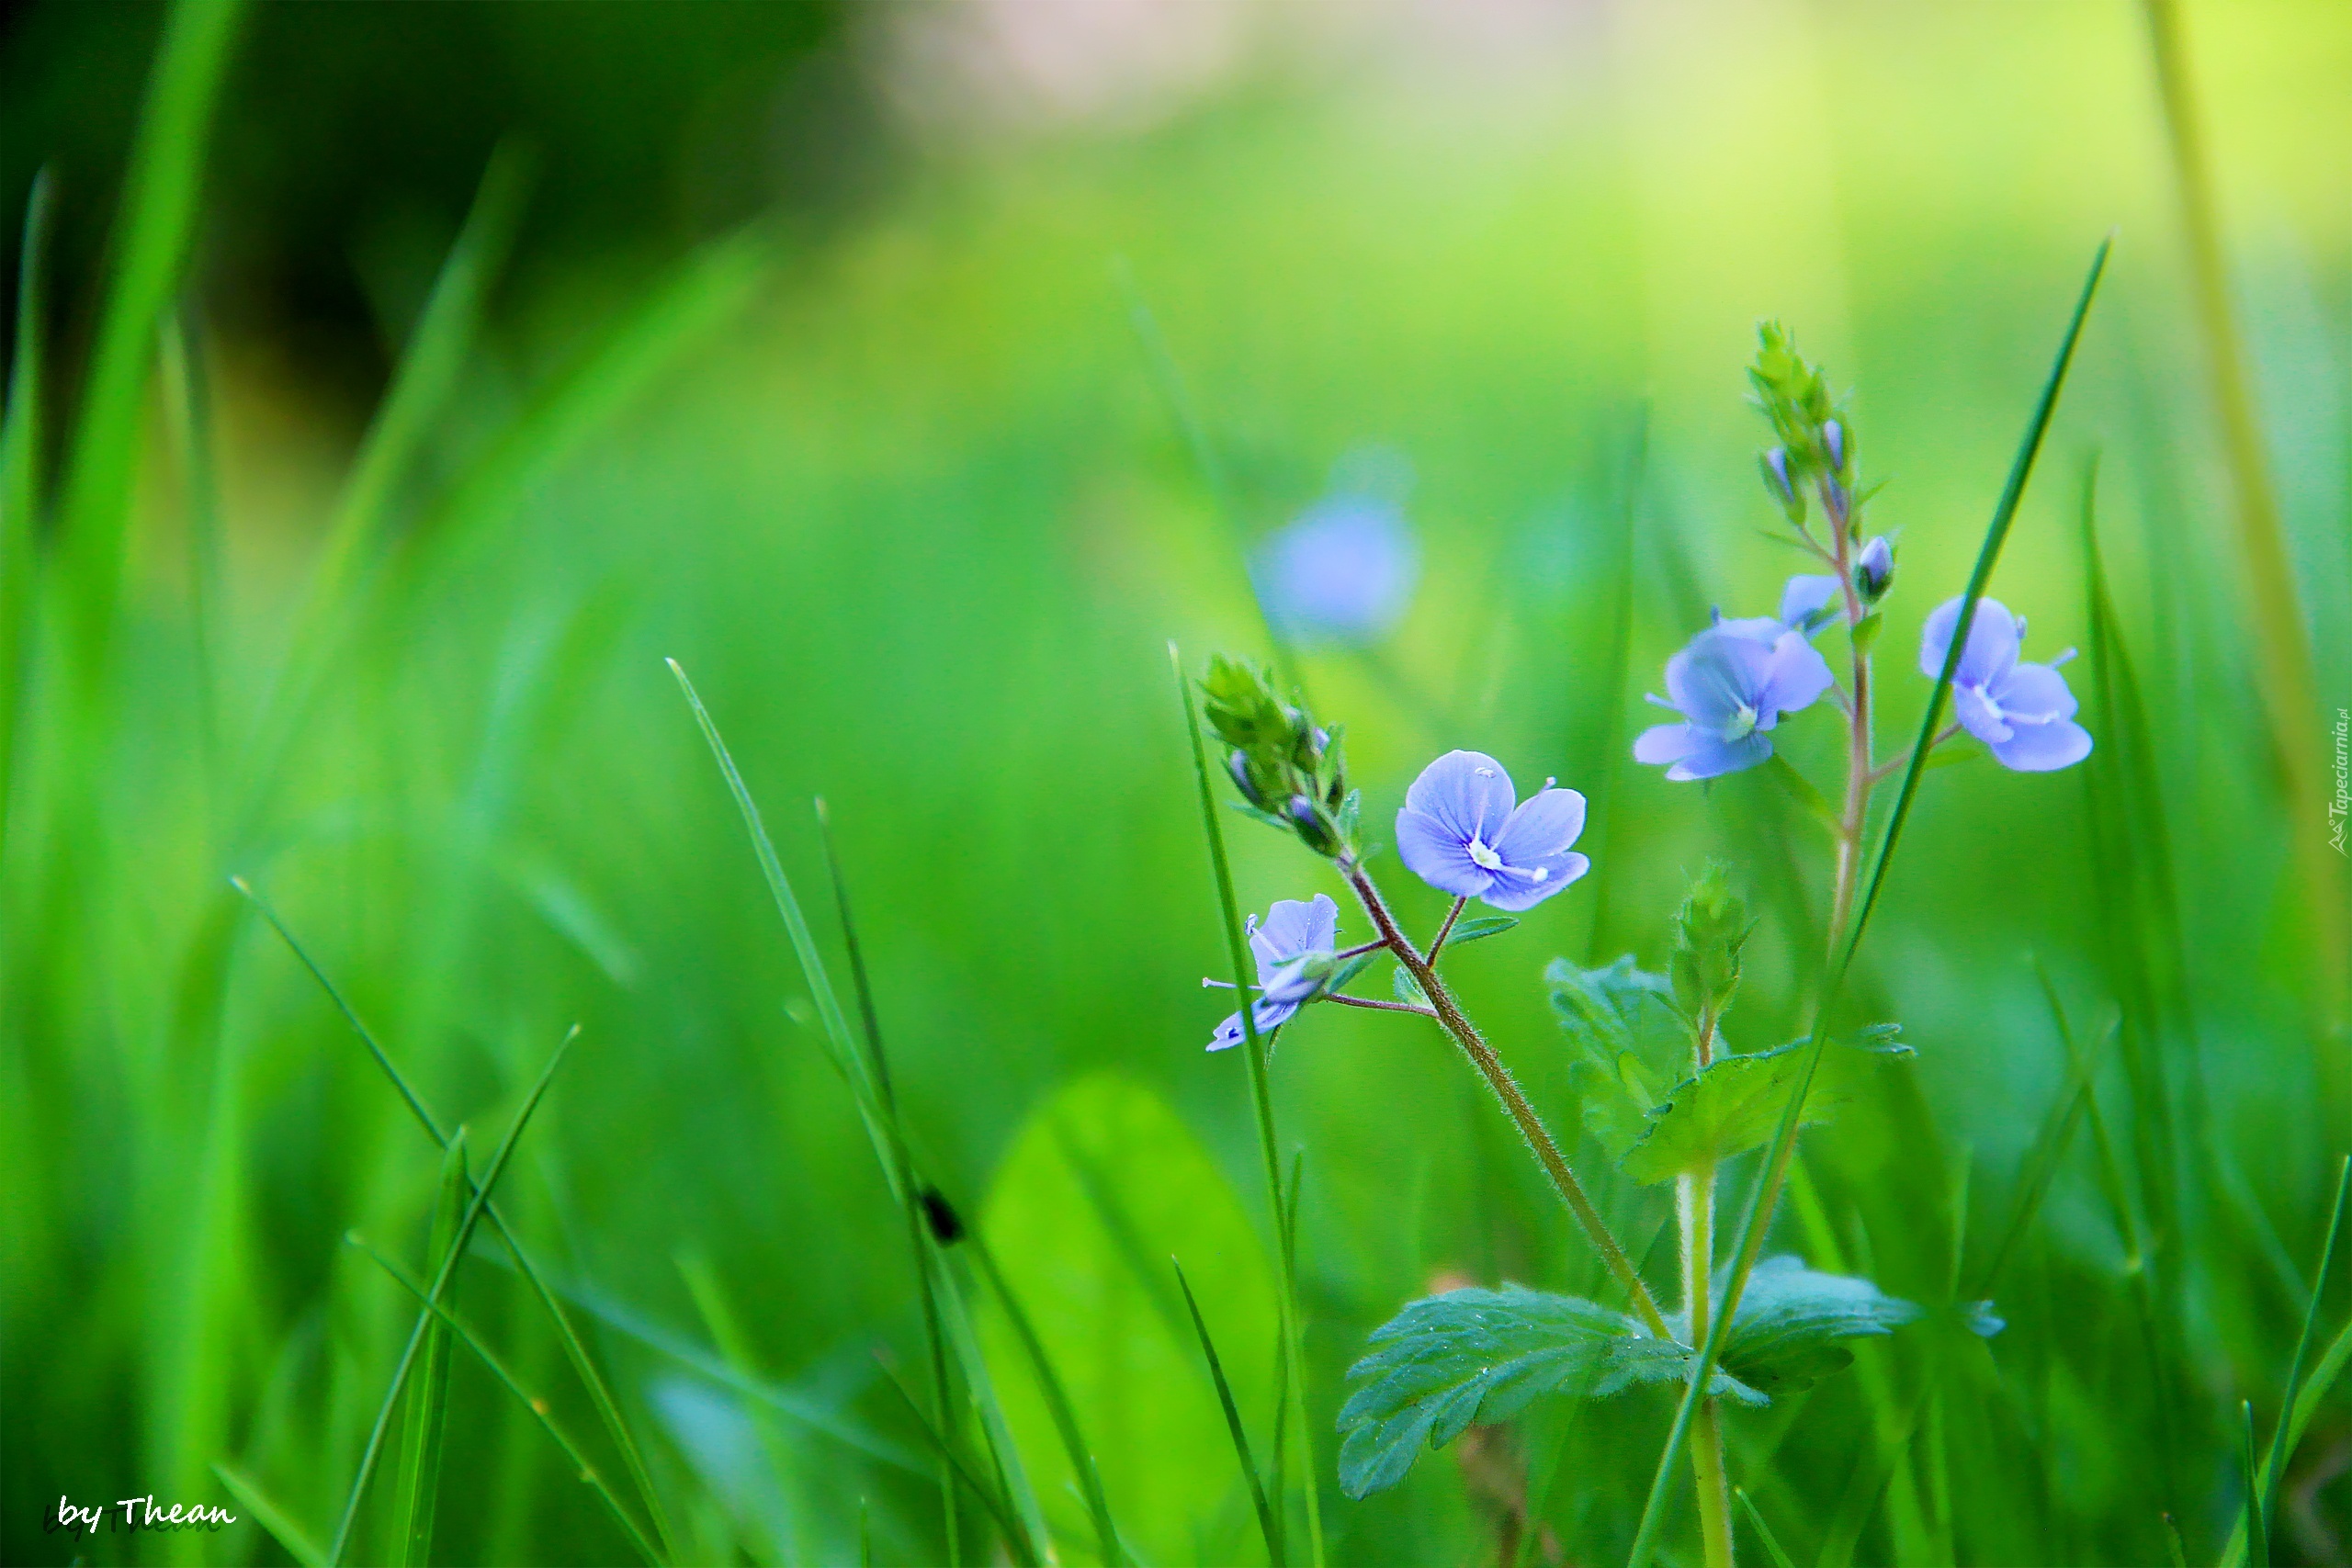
[1344,866,1668,1336]
[1823,485,1873,954]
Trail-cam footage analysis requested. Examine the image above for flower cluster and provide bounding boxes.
[1921,596,2092,772]
[1200,654,1360,859]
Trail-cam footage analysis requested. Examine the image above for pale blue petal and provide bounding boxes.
[1480,851,1590,912]
[1778,574,1840,630]
[1396,807,1495,898]
[1991,661,2077,725]
[1665,731,1771,782]
[1989,717,2092,773]
[1953,681,2011,745]
[1492,787,1587,865]
[1920,596,2021,687]
[1403,750,1517,843]
[1634,722,1702,766]
[1664,630,1774,728]
[1757,630,1835,718]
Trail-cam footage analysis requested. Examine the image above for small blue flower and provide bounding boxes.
[1716,575,1840,644]
[1205,894,1340,1052]
[1251,488,1419,647]
[1395,750,1589,911]
[1634,625,1835,781]
[1920,597,2091,772]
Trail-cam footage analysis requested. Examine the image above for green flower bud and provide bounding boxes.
[1668,861,1752,1027]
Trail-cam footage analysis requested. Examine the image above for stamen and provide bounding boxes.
[1466,837,1505,871]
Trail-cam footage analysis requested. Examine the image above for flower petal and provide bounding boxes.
[1952,681,2011,744]
[1492,787,1587,866]
[1712,615,1785,644]
[1920,596,2021,687]
[1403,750,1518,843]
[1989,716,2092,772]
[1634,721,1702,766]
[1253,894,1339,965]
[1990,661,2077,725]
[1479,851,1590,912]
[1664,731,1772,782]
[1778,574,1840,631]
[1206,996,1302,1053]
[1396,807,1496,898]
[1664,631,1772,728]
[1757,630,1835,719]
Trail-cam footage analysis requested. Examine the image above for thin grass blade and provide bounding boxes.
[212,1461,328,1568]
[1624,236,2110,1568]
[1733,1487,1799,1568]
[52,0,245,671]
[326,1024,581,1563]
[1175,1257,1282,1566]
[233,875,676,1558]
[874,1352,1038,1567]
[1173,641,1324,1567]
[1964,970,2113,1300]
[0,167,55,845]
[391,1130,469,1565]
[2242,1401,2267,1567]
[349,1235,663,1566]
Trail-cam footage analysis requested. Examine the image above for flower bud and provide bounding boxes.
[1762,446,1792,501]
[1822,419,1847,474]
[1668,862,1752,1027]
[1227,750,1266,808]
[1856,536,1894,603]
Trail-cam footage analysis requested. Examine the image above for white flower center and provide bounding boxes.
[1723,702,1759,740]
[1466,837,1504,871]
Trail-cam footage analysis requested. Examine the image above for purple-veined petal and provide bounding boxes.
[1990,661,2077,725]
[1952,682,2011,745]
[1207,995,1303,1053]
[1756,630,1835,719]
[1664,630,1773,728]
[1665,730,1772,782]
[1920,596,2022,687]
[1492,787,1587,866]
[1402,750,1517,845]
[1779,574,1839,630]
[1479,851,1590,912]
[1396,807,1496,898]
[1713,615,1784,645]
[1253,894,1338,967]
[1989,716,2092,772]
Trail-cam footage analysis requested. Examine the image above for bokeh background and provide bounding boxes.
[4,2,2348,1563]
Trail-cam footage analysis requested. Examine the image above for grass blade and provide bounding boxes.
[1963,972,2114,1300]
[2241,1400,2267,1568]
[326,1022,581,1563]
[2265,1157,2352,1525]
[964,1226,1128,1566]
[0,166,54,849]
[1173,641,1325,1567]
[1175,1257,1283,1566]
[874,1351,1038,1567]
[212,1461,327,1568]
[1624,235,2110,1568]
[391,1130,469,1565]
[1733,1487,1799,1568]
[350,1236,663,1566]
[52,0,245,673]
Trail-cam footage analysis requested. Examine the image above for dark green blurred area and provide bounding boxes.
[3,3,2350,1564]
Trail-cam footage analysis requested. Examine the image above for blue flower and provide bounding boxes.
[1855,536,1894,602]
[1206,894,1340,1052]
[1395,750,1589,911]
[1634,625,1835,781]
[1716,574,1840,644]
[1920,597,2091,772]
[1251,490,1419,647]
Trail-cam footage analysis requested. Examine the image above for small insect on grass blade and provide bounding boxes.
[212,1461,327,1568]
[351,1235,662,1567]
[1175,1257,1283,1566]
[326,1024,581,1565]
[392,1130,469,1566]
[1623,235,2111,1568]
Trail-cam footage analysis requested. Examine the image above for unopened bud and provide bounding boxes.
[1286,795,1318,831]
[1227,750,1265,807]
[1822,419,1847,473]
[1762,446,1792,500]
[1856,536,1894,602]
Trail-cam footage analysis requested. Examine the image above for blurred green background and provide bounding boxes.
[4,2,2348,1563]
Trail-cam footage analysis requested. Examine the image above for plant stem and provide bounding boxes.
[1343,866,1668,1336]
[1823,484,1872,953]
[1680,1170,1735,1568]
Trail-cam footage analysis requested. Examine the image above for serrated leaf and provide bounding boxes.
[1620,1044,1846,1184]
[1703,1258,1922,1397]
[1445,915,1519,948]
[1336,1286,1758,1500]
[1550,956,1683,1161]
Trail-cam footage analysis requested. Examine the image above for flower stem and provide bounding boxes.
[1824,491,1874,956]
[1681,1008,1734,1568]
[1344,866,1669,1337]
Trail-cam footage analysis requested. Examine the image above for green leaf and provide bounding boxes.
[1707,1258,1922,1396]
[1849,610,1884,656]
[1445,914,1520,947]
[1327,950,1380,995]
[1548,956,1683,1161]
[1337,1286,1757,1500]
[1621,1046,1845,1184]
[1763,752,1842,840]
[1393,966,1430,1008]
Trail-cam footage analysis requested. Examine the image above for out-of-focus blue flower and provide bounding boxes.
[1634,626,1835,781]
[1395,750,1589,912]
[1206,894,1340,1051]
[1919,597,2091,772]
[1716,574,1840,644]
[1251,485,1419,647]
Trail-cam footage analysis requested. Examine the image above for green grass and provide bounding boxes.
[5,2,2351,1563]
